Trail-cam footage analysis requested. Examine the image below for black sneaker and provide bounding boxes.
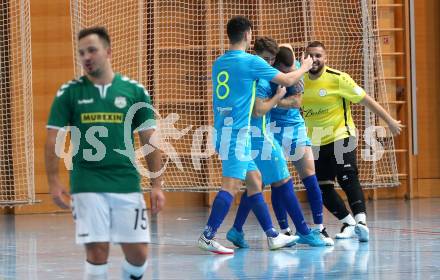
[319,228,334,246]
[335,223,356,239]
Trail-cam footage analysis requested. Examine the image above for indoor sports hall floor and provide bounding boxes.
[1,198,439,279]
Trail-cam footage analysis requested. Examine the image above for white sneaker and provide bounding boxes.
[267,233,299,250]
[198,234,234,254]
[319,228,335,246]
[335,223,357,239]
[355,222,369,242]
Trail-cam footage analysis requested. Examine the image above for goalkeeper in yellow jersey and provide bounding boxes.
[302,41,403,242]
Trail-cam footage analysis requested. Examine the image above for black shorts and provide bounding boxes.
[313,137,359,182]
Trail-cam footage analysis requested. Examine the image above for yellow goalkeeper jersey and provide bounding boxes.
[302,66,366,146]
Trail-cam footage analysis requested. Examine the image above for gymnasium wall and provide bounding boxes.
[12,0,439,213]
[413,0,440,197]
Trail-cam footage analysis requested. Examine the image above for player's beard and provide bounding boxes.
[309,63,324,75]
[86,65,103,78]
[88,69,102,78]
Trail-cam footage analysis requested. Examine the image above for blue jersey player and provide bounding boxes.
[271,46,334,245]
[198,16,313,254]
[226,38,329,248]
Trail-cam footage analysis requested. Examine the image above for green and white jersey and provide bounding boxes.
[47,74,155,194]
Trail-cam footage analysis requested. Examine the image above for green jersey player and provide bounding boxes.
[45,26,165,280]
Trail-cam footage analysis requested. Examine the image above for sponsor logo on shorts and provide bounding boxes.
[78,233,89,237]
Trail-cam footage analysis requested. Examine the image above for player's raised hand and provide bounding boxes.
[275,85,287,99]
[49,181,71,209]
[388,119,404,136]
[150,186,165,214]
[300,53,313,71]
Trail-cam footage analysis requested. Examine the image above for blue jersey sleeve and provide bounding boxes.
[256,79,271,99]
[251,55,280,81]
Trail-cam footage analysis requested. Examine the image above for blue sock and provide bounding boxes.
[203,190,233,239]
[276,179,311,235]
[270,186,289,230]
[248,193,278,238]
[232,191,252,232]
[302,175,324,225]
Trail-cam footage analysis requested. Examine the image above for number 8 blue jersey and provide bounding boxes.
[212,50,280,131]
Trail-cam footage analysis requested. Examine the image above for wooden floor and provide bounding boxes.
[1,198,439,279]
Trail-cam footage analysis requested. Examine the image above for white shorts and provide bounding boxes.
[71,192,151,244]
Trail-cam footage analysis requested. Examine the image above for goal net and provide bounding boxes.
[70,0,399,191]
[0,0,34,206]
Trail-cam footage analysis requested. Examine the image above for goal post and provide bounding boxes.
[0,0,35,206]
[69,0,399,192]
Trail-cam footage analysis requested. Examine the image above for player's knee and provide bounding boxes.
[299,167,315,179]
[245,177,263,196]
[337,170,360,189]
[85,243,109,264]
[132,250,148,265]
[122,244,148,266]
[222,177,243,195]
[336,162,358,182]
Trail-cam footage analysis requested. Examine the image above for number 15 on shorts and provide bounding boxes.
[134,208,147,230]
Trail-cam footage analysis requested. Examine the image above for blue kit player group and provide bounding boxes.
[197,16,313,254]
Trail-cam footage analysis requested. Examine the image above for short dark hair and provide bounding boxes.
[307,40,326,50]
[254,36,279,56]
[78,26,111,47]
[274,46,294,68]
[227,16,252,44]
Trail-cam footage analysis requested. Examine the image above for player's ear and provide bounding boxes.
[106,46,112,58]
[245,30,252,42]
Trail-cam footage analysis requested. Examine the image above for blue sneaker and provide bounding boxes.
[296,229,327,247]
[226,227,249,248]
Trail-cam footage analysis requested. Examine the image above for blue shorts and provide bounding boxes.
[215,128,258,180]
[273,122,311,160]
[252,136,290,186]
